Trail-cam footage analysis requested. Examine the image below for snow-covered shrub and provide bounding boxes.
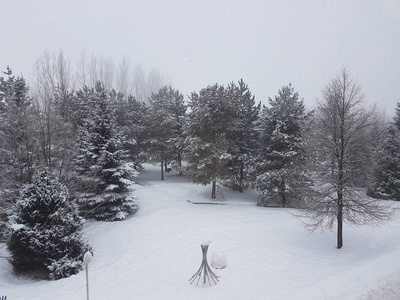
[6,171,90,280]
[211,252,227,269]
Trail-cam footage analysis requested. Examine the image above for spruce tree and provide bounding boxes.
[0,68,37,239]
[0,67,36,187]
[75,82,138,221]
[7,171,90,280]
[256,84,308,207]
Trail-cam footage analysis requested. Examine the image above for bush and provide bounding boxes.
[6,171,91,280]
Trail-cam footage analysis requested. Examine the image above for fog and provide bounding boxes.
[3,0,399,114]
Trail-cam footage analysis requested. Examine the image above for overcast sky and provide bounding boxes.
[3,0,400,115]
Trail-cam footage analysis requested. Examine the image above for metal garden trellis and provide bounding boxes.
[189,242,219,287]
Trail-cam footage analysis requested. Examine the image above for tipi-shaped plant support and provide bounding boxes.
[189,242,219,287]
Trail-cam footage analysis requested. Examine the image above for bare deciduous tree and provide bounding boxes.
[131,63,169,103]
[76,52,114,91]
[116,56,131,98]
[301,68,392,249]
[76,50,88,87]
[31,50,75,167]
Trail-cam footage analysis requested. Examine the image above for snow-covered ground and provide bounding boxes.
[1,164,400,299]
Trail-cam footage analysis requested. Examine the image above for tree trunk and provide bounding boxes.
[239,161,244,193]
[47,110,51,166]
[337,199,343,249]
[211,157,217,199]
[178,150,183,177]
[337,95,345,249]
[212,178,217,199]
[161,161,164,181]
[280,180,287,207]
[337,157,344,249]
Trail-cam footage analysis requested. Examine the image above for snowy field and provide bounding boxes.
[1,164,400,300]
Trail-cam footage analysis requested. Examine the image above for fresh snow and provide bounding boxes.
[201,239,211,246]
[211,252,227,269]
[9,224,25,231]
[1,163,400,299]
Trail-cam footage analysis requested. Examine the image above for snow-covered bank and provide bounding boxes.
[1,164,400,299]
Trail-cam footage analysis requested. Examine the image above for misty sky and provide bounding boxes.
[3,0,400,115]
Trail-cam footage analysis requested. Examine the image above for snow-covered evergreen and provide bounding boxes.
[112,92,146,170]
[74,82,138,221]
[6,171,90,280]
[146,86,186,179]
[184,83,236,199]
[369,125,400,200]
[224,79,261,192]
[255,84,308,207]
[0,67,35,187]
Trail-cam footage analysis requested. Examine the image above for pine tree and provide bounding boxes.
[224,79,261,192]
[0,68,37,240]
[394,102,400,131]
[146,86,186,179]
[185,83,237,199]
[6,171,90,280]
[255,84,308,207]
[166,87,187,176]
[369,125,400,200]
[74,82,138,221]
[53,83,75,124]
[0,67,36,187]
[110,91,144,171]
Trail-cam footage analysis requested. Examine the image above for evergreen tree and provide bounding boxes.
[146,86,186,179]
[185,83,237,199]
[166,87,187,176]
[110,91,144,171]
[53,83,75,124]
[0,67,38,239]
[255,84,308,207]
[74,82,138,221]
[369,125,400,200]
[394,102,400,131]
[6,171,90,280]
[71,85,96,129]
[46,84,78,184]
[224,79,261,192]
[0,67,36,187]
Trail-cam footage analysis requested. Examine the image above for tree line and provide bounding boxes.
[0,51,398,279]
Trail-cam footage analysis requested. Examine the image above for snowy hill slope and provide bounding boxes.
[1,164,400,299]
